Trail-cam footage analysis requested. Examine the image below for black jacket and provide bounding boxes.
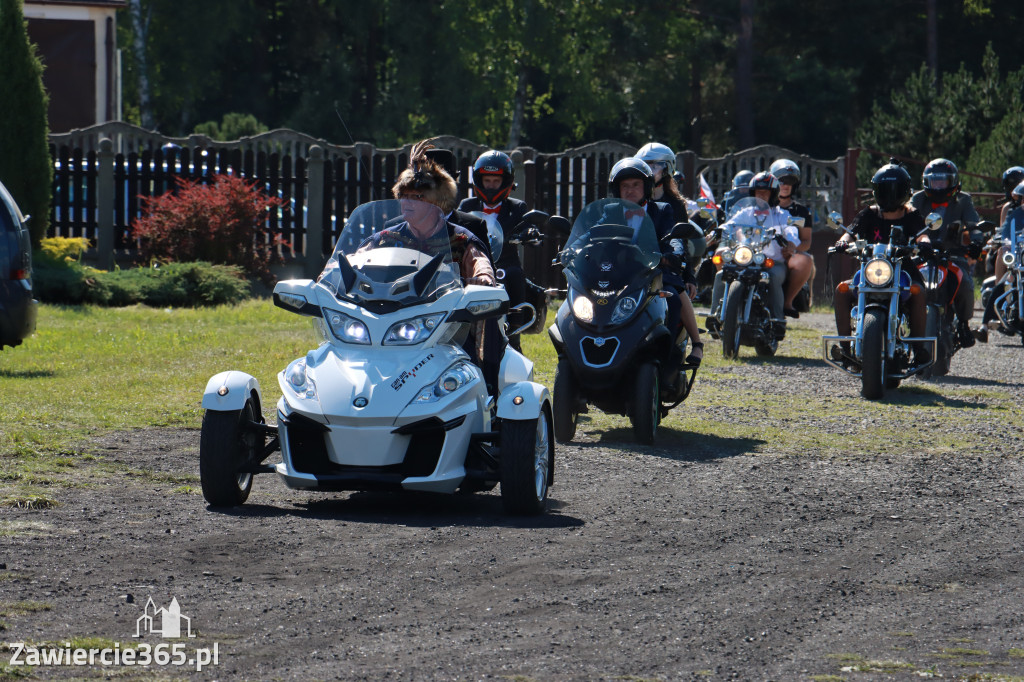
[458,197,528,266]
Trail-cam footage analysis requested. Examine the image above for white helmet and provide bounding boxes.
[635,142,676,178]
[769,158,801,188]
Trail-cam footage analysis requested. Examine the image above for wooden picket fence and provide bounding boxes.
[47,123,1005,293]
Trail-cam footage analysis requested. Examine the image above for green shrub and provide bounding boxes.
[32,256,250,307]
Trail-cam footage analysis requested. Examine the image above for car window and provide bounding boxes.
[0,188,20,234]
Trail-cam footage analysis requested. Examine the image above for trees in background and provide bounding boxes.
[114,0,1024,183]
[0,0,52,244]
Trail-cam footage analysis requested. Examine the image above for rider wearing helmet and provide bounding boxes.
[910,158,981,348]
[770,159,815,318]
[707,171,800,337]
[978,179,1024,339]
[831,161,930,367]
[459,150,545,351]
[722,170,755,215]
[634,143,706,365]
[999,166,1024,225]
[610,156,704,366]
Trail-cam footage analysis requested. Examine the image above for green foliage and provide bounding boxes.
[132,174,286,283]
[193,112,269,141]
[38,236,89,263]
[0,0,52,245]
[853,44,1018,185]
[32,255,251,307]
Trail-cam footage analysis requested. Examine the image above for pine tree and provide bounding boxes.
[0,0,52,245]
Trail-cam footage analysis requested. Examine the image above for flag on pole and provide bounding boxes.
[698,173,719,210]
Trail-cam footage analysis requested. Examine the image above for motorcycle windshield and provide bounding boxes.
[722,197,777,245]
[562,198,661,290]
[319,199,461,306]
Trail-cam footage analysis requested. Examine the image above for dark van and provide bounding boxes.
[0,180,37,349]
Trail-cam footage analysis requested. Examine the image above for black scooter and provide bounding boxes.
[547,198,700,445]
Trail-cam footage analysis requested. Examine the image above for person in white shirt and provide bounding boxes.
[707,172,800,330]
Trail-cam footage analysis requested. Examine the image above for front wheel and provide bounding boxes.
[199,399,260,506]
[552,360,579,443]
[860,308,886,400]
[500,405,553,516]
[721,281,746,359]
[630,362,659,445]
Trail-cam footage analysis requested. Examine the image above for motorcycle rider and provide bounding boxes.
[707,171,800,337]
[909,158,980,349]
[977,179,1024,340]
[831,161,931,367]
[998,166,1024,226]
[769,159,815,318]
[459,150,546,351]
[721,169,755,216]
[609,157,704,366]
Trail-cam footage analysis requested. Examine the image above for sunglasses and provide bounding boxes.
[397,192,425,200]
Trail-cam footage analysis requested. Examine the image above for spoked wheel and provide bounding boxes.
[500,405,553,516]
[721,281,745,360]
[860,308,886,400]
[630,362,659,445]
[553,360,579,443]
[200,398,260,507]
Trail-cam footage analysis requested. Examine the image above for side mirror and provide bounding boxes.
[547,215,571,237]
[788,216,806,229]
[826,211,844,230]
[925,212,943,231]
[273,279,322,317]
[523,209,550,226]
[668,221,704,241]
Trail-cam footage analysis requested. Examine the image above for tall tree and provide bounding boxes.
[0,0,51,244]
[736,0,755,148]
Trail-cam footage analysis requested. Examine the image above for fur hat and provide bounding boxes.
[393,138,458,213]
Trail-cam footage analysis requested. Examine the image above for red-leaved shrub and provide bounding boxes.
[132,175,287,283]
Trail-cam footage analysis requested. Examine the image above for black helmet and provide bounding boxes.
[1012,180,1024,204]
[748,171,781,207]
[1002,166,1024,201]
[922,158,960,202]
[635,142,676,186]
[471,150,515,205]
[871,161,913,212]
[732,170,755,190]
[769,159,801,188]
[609,158,654,204]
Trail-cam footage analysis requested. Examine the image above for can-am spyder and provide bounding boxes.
[548,198,700,445]
[200,199,555,515]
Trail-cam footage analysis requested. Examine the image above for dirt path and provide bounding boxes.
[3,314,1024,681]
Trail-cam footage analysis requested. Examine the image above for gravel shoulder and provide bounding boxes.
[3,313,1024,681]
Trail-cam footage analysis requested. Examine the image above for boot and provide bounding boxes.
[957,319,976,349]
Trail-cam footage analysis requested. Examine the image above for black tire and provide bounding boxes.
[200,399,259,507]
[552,360,579,443]
[630,363,659,445]
[860,308,886,400]
[721,281,745,359]
[934,319,953,377]
[500,405,552,516]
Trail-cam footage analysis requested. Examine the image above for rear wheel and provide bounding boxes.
[860,308,886,400]
[630,363,659,445]
[200,398,259,506]
[552,360,579,443]
[721,281,745,359]
[500,406,552,515]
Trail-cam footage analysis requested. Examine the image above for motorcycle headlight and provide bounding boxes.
[610,292,640,325]
[734,245,754,266]
[753,252,766,265]
[413,361,477,403]
[1004,251,1016,267]
[284,358,316,399]
[324,308,371,344]
[864,258,893,287]
[383,313,445,345]
[571,290,594,323]
[721,249,734,263]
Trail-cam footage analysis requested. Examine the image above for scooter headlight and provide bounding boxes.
[412,361,478,403]
[864,258,893,287]
[610,292,641,325]
[383,313,445,345]
[570,290,594,323]
[734,246,754,266]
[324,308,371,344]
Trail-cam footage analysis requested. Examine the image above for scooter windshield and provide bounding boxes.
[319,199,461,306]
[562,198,662,288]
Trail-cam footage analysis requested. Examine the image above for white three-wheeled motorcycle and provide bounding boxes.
[200,199,554,515]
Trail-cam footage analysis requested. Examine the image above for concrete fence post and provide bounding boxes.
[305,145,325,278]
[96,138,115,270]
